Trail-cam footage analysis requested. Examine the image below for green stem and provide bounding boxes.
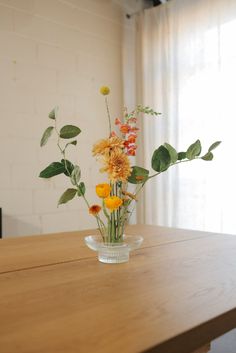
[54,121,71,176]
[105,97,112,136]
[148,158,200,181]
[80,188,105,239]
[126,158,201,226]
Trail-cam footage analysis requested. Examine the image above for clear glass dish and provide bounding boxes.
[84,235,143,264]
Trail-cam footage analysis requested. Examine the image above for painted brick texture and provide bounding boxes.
[0,0,123,237]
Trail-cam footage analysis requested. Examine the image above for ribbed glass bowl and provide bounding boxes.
[84,235,143,264]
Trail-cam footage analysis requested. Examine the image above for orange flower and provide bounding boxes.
[127,148,136,156]
[92,137,124,157]
[104,196,123,212]
[120,124,131,134]
[110,131,117,137]
[128,135,136,143]
[96,183,111,198]
[101,150,132,182]
[115,118,121,125]
[89,205,101,215]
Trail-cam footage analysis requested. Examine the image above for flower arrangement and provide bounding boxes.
[39,86,221,245]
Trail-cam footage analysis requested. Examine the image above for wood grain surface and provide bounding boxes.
[0,226,236,353]
[0,225,210,274]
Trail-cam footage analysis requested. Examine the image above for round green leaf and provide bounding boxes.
[201,152,214,161]
[128,166,149,184]
[60,125,81,139]
[164,143,178,163]
[151,146,171,172]
[178,152,187,160]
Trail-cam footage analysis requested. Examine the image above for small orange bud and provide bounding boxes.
[89,205,101,215]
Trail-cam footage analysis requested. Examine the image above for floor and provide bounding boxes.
[211,329,236,352]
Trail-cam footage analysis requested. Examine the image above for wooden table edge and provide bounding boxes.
[143,307,236,353]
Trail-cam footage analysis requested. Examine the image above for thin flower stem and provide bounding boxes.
[54,120,71,176]
[148,157,201,181]
[125,158,201,226]
[81,188,105,239]
[105,97,112,136]
[53,116,105,239]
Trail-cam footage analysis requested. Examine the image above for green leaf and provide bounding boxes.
[201,152,214,161]
[48,106,58,120]
[77,182,85,196]
[178,152,187,160]
[128,166,149,184]
[186,140,202,160]
[60,125,81,139]
[58,188,77,206]
[151,146,171,172]
[39,162,65,178]
[65,140,77,148]
[71,165,81,185]
[61,159,74,177]
[164,143,178,163]
[208,141,221,152]
[40,126,54,147]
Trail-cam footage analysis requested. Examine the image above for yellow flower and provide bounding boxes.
[96,183,111,198]
[92,137,124,157]
[104,196,123,211]
[100,86,110,95]
[101,150,132,182]
[89,205,101,215]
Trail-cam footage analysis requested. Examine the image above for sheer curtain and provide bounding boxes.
[135,0,236,234]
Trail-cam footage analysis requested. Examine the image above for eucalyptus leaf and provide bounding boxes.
[61,159,74,176]
[48,106,58,120]
[208,141,221,152]
[77,182,85,196]
[201,152,214,161]
[128,166,149,184]
[164,143,178,163]
[40,126,54,147]
[178,152,187,160]
[58,188,77,206]
[71,165,81,185]
[151,146,171,172]
[60,125,81,139]
[65,140,77,148]
[39,162,65,178]
[186,140,201,160]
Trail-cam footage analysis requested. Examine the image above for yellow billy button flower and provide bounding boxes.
[100,86,110,96]
[89,205,101,215]
[96,183,111,198]
[104,196,123,212]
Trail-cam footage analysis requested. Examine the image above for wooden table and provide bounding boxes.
[0,225,236,353]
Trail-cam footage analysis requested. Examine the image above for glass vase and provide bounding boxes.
[84,234,143,264]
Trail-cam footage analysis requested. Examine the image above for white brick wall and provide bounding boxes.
[0,0,124,237]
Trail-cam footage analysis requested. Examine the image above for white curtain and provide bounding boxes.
[135,0,236,234]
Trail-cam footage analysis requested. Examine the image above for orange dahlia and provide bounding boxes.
[101,150,131,182]
[92,136,124,157]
